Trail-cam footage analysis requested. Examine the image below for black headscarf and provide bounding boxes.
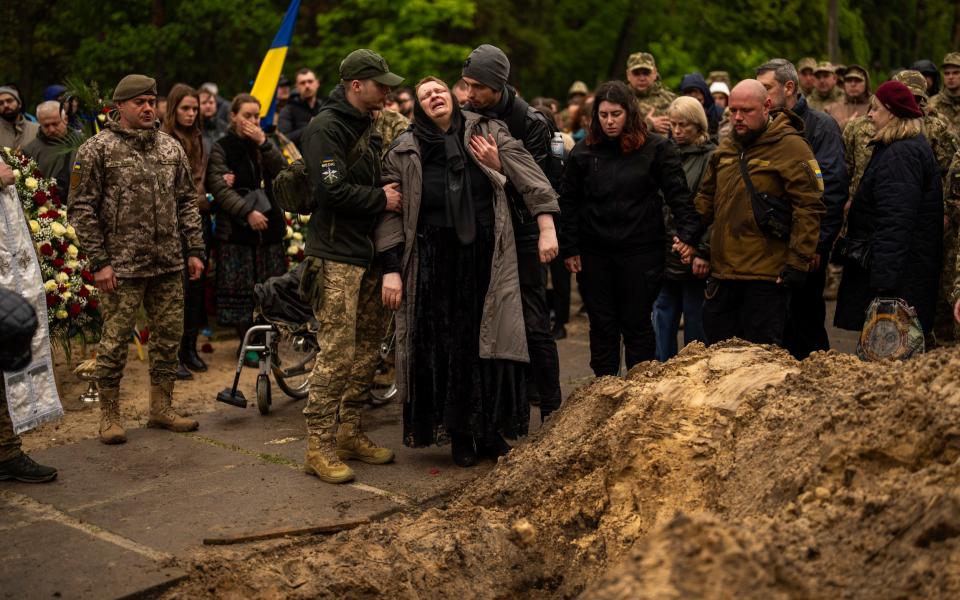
[412,96,476,244]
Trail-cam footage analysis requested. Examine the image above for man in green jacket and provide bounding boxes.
[299,49,403,484]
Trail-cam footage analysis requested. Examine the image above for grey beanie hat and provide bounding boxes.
[462,44,510,91]
[0,86,21,106]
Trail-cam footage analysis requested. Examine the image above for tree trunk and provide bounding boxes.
[827,0,839,62]
[607,7,638,82]
[952,0,960,49]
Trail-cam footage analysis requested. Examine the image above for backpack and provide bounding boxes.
[272,121,374,216]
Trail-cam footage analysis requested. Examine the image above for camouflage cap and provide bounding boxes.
[797,57,818,72]
[627,52,656,72]
[843,65,867,81]
[893,69,929,99]
[707,71,730,84]
[814,61,835,74]
[112,74,157,102]
[943,52,960,68]
[568,80,589,96]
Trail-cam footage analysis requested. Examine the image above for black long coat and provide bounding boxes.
[835,133,943,333]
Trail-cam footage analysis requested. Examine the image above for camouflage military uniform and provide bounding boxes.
[68,120,204,391]
[807,86,843,112]
[633,81,676,129]
[300,258,385,433]
[930,89,960,133]
[373,109,410,160]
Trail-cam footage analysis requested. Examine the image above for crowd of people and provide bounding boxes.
[3,44,960,485]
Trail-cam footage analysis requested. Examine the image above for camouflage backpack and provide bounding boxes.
[272,125,374,216]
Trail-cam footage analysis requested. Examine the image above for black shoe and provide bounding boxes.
[477,433,511,460]
[180,331,208,372]
[552,324,567,340]
[176,362,194,380]
[0,454,58,483]
[451,434,478,467]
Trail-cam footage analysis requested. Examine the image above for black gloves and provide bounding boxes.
[778,266,808,289]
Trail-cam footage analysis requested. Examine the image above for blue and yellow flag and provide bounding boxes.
[250,0,301,128]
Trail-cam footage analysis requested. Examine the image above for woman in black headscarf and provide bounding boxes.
[375,77,559,467]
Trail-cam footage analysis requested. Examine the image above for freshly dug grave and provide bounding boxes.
[165,340,960,599]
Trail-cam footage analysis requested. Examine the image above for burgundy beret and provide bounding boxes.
[874,81,923,119]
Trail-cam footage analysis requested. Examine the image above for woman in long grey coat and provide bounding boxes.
[375,76,559,467]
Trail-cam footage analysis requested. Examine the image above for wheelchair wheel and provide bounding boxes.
[272,331,316,400]
[256,374,271,415]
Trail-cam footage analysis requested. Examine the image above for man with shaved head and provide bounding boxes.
[694,79,825,347]
[23,101,83,194]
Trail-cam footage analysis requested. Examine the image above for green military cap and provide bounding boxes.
[943,52,960,68]
[893,69,929,99]
[627,52,656,72]
[843,64,868,81]
[707,71,730,84]
[568,80,589,96]
[814,61,835,74]
[797,57,818,72]
[112,74,157,102]
[339,49,404,86]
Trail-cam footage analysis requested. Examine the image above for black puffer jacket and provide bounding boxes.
[559,133,702,265]
[834,134,943,333]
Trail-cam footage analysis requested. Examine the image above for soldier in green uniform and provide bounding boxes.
[68,74,206,445]
[930,53,960,133]
[797,57,818,97]
[808,62,843,111]
[372,108,409,160]
[299,50,404,484]
[625,52,675,134]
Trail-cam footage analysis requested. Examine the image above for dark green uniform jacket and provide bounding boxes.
[301,85,385,267]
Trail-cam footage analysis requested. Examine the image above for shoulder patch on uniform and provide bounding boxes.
[70,161,82,191]
[320,157,341,186]
[804,159,824,192]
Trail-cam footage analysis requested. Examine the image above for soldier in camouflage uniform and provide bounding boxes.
[929,53,960,133]
[298,50,404,484]
[797,57,818,97]
[373,108,410,160]
[808,62,844,111]
[626,52,676,134]
[68,74,206,445]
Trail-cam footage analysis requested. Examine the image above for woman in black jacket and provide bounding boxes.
[559,81,702,376]
[835,81,943,335]
[206,94,288,343]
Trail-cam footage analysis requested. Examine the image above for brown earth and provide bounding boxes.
[160,340,960,599]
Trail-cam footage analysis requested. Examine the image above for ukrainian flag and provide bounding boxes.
[250,0,301,127]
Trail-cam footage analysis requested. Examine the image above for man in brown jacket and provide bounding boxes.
[694,80,825,345]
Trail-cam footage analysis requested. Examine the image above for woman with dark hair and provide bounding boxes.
[835,81,943,337]
[162,84,210,378]
[376,76,559,467]
[559,80,701,376]
[206,94,287,351]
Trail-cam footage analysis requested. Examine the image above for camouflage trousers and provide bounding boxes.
[96,271,184,390]
[0,380,22,462]
[934,224,960,346]
[301,258,386,436]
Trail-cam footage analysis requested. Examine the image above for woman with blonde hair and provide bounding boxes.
[835,81,942,335]
[653,96,715,361]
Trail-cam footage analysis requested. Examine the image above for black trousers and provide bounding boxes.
[702,279,790,346]
[579,252,661,377]
[547,258,571,326]
[517,248,562,413]
[783,257,829,359]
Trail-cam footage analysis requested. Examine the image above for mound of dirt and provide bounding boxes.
[165,340,960,599]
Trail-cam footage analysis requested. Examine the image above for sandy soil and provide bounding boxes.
[161,340,960,599]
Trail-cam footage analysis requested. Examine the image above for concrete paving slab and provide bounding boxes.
[0,499,185,600]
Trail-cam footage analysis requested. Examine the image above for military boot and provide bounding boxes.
[98,387,127,445]
[147,382,199,432]
[336,422,395,464]
[305,434,354,483]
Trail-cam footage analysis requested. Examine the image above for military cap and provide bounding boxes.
[568,80,589,97]
[627,52,656,72]
[707,71,730,84]
[943,52,960,68]
[834,64,848,77]
[814,61,835,74]
[892,69,929,99]
[843,65,868,81]
[340,49,404,86]
[112,74,157,102]
[797,57,818,73]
